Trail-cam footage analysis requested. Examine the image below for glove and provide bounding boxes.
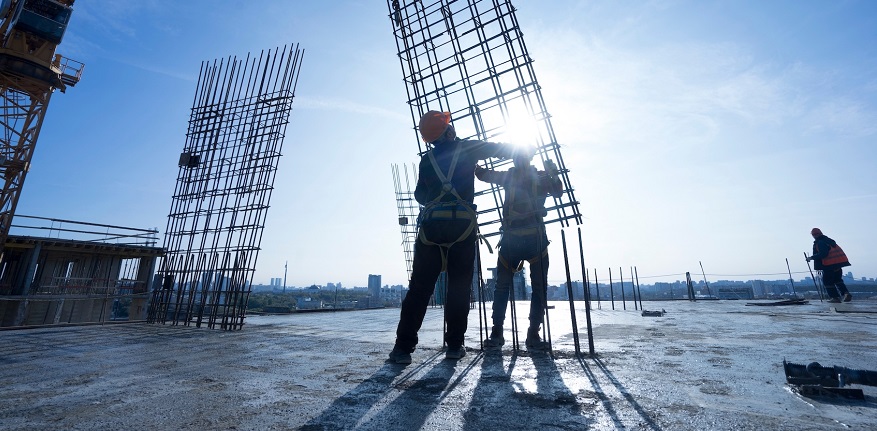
[544,159,558,175]
[475,165,486,180]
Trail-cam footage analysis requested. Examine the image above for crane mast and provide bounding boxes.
[0,0,82,257]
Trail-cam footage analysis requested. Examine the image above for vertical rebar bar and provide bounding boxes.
[699,261,713,298]
[578,227,595,355]
[561,230,580,355]
[805,252,824,302]
[634,266,643,310]
[594,268,601,310]
[608,267,615,310]
[785,257,798,299]
[629,266,638,311]
[619,266,626,310]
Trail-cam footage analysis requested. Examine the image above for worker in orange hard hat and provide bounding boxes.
[418,110,452,143]
[389,110,515,364]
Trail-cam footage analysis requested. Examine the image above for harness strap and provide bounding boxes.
[427,146,464,202]
[418,143,477,272]
[498,245,549,272]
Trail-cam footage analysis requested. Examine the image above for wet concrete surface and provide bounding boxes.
[1,299,875,430]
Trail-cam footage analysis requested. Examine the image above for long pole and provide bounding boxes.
[578,227,595,355]
[475,243,489,350]
[629,266,639,311]
[594,268,601,310]
[608,267,615,310]
[561,230,580,355]
[634,266,643,309]
[804,252,824,302]
[619,267,627,310]
[699,261,712,298]
[785,257,798,299]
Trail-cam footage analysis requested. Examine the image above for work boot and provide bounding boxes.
[525,326,550,351]
[485,326,504,348]
[843,293,853,302]
[388,348,412,364]
[445,344,466,360]
[827,297,841,303]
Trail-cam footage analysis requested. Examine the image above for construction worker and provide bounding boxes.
[806,228,852,303]
[476,145,563,350]
[389,111,515,364]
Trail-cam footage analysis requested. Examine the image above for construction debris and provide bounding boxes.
[745,298,809,306]
[641,309,665,317]
[784,360,877,400]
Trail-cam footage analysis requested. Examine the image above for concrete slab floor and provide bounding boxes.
[1,300,875,430]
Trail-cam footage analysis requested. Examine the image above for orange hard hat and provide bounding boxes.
[419,110,451,143]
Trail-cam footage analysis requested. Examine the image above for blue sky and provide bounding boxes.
[15,1,877,287]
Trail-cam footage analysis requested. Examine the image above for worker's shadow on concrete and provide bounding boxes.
[358,351,474,430]
[577,355,664,431]
[296,356,418,430]
[462,348,592,430]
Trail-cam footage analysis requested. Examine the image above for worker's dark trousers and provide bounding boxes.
[492,244,549,329]
[822,268,850,298]
[394,234,476,352]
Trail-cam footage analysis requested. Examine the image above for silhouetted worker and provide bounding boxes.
[806,228,852,303]
[389,111,514,364]
[476,145,562,350]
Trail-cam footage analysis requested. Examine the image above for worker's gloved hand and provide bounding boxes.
[543,159,558,175]
[805,256,812,262]
[475,165,486,179]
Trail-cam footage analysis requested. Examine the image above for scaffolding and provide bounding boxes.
[386,0,581,239]
[147,45,304,331]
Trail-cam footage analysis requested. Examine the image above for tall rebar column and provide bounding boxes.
[147,45,304,330]
[386,0,581,237]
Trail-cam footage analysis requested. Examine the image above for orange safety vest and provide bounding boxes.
[822,244,850,266]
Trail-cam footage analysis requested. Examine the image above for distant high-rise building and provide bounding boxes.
[368,274,381,302]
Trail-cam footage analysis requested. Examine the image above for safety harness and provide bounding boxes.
[497,167,549,272]
[417,144,478,271]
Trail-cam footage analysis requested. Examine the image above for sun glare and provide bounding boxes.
[496,114,541,149]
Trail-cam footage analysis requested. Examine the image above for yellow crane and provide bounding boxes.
[0,0,82,257]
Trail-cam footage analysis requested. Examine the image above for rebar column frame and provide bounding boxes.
[148,45,304,330]
[386,0,581,239]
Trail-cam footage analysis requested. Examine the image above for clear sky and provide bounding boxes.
[14,0,877,287]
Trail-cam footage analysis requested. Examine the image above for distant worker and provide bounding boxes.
[389,111,514,364]
[806,228,852,303]
[476,145,563,350]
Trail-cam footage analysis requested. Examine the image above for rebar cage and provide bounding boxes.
[386,0,581,239]
[148,45,304,330]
